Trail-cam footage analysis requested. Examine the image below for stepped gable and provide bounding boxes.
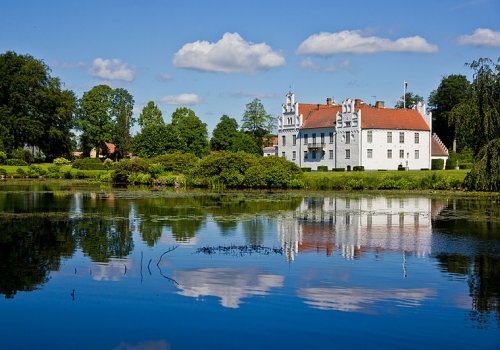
[299,103,340,129]
[431,133,449,156]
[359,104,430,131]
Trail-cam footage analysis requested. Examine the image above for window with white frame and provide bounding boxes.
[292,151,296,160]
[304,151,307,160]
[367,149,373,158]
[282,135,286,146]
[312,150,317,159]
[304,134,308,145]
[346,149,351,159]
[320,133,325,144]
[387,149,392,159]
[415,150,419,159]
[282,152,285,158]
[329,132,334,144]
[399,132,404,143]
[387,132,392,143]
[329,150,334,159]
[346,132,350,144]
[367,130,372,143]
[399,150,404,159]
[414,132,419,144]
[292,135,296,146]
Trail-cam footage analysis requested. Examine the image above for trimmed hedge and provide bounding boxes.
[431,159,444,170]
[73,158,105,170]
[353,166,365,171]
[5,159,27,166]
[317,166,328,172]
[332,168,345,172]
[445,159,457,170]
[301,167,311,172]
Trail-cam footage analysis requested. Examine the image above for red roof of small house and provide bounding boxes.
[105,142,116,154]
[431,133,449,156]
[297,100,430,131]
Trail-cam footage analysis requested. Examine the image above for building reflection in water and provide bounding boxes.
[279,196,446,261]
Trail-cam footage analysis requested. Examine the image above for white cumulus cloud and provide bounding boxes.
[173,32,285,73]
[457,28,500,47]
[297,30,438,55]
[300,58,352,72]
[161,93,201,105]
[89,58,135,81]
[158,72,173,81]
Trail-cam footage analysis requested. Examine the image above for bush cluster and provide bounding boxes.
[109,152,304,189]
[431,159,444,170]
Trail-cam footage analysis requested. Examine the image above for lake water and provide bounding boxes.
[0,184,499,349]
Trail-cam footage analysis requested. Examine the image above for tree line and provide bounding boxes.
[0,51,275,161]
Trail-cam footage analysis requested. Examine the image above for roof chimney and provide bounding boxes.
[375,101,385,109]
[326,97,333,106]
[354,99,362,107]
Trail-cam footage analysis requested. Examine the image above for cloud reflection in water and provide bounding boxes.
[298,287,436,313]
[175,268,284,308]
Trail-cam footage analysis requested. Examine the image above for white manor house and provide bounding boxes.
[273,92,448,171]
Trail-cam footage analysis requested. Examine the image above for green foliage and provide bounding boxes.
[148,163,165,177]
[128,172,152,185]
[242,98,273,147]
[0,168,7,176]
[150,152,199,174]
[112,88,135,159]
[230,131,261,155]
[72,158,105,170]
[395,92,424,109]
[12,149,33,164]
[103,158,114,169]
[138,101,163,128]
[445,158,457,170]
[301,167,312,172]
[451,58,500,155]
[463,139,500,191]
[170,107,209,157]
[429,75,470,150]
[53,157,71,166]
[6,159,27,166]
[332,168,345,172]
[432,159,445,170]
[353,166,365,171]
[0,51,76,160]
[0,151,6,164]
[211,115,239,151]
[317,166,328,172]
[16,168,26,176]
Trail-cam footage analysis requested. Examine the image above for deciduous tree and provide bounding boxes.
[395,92,424,109]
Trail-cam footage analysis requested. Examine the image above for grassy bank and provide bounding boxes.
[0,163,109,179]
[303,170,469,190]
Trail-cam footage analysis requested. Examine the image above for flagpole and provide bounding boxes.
[403,81,407,109]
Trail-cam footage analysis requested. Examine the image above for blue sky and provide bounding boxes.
[1,0,499,133]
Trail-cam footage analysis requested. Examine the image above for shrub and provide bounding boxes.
[445,159,457,170]
[99,173,111,182]
[27,165,46,178]
[0,168,7,176]
[103,158,114,169]
[317,166,328,172]
[346,179,364,190]
[353,166,365,171]
[459,163,472,170]
[128,172,152,185]
[243,165,267,188]
[151,152,199,174]
[398,164,406,171]
[420,168,430,171]
[0,151,6,164]
[6,159,27,166]
[332,168,345,172]
[53,157,71,166]
[431,159,444,170]
[301,167,311,172]
[16,168,26,176]
[148,163,165,177]
[12,148,33,164]
[73,158,105,170]
[75,171,86,179]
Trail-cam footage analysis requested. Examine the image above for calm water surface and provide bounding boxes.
[0,184,499,349]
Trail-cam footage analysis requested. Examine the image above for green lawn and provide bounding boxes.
[303,169,469,190]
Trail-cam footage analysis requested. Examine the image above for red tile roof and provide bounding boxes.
[299,104,340,129]
[359,105,430,131]
[431,133,449,156]
[297,101,430,131]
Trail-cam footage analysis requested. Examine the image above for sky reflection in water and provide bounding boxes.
[0,187,499,349]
